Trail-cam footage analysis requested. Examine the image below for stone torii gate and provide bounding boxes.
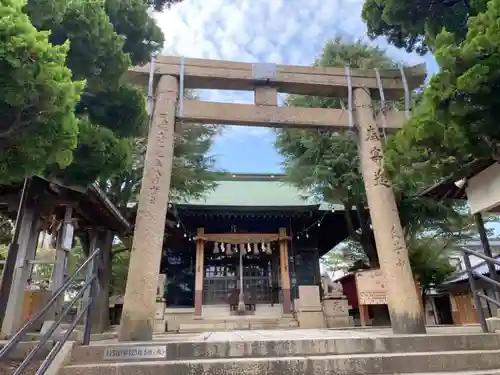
[120,56,427,341]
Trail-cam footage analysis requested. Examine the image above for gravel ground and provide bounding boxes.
[0,360,43,375]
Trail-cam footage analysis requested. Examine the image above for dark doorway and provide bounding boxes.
[434,295,454,325]
[203,252,276,305]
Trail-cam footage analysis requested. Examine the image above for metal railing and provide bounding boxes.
[0,248,100,375]
[460,246,500,333]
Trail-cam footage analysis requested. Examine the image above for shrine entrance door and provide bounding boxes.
[203,252,277,307]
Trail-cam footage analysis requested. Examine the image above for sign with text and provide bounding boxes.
[355,269,388,305]
[103,345,167,360]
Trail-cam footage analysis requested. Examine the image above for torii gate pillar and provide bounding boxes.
[355,87,425,334]
[118,75,178,342]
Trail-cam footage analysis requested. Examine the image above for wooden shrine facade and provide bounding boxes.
[155,174,350,318]
[193,229,292,315]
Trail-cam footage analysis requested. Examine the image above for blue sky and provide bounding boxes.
[155,0,439,173]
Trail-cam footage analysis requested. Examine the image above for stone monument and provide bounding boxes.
[322,279,351,327]
[295,285,326,329]
[154,274,166,333]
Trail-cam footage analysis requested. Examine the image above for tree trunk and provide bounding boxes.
[356,203,380,268]
[361,233,380,268]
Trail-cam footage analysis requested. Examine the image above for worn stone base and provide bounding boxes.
[40,321,84,342]
[325,316,350,328]
[323,299,351,328]
[153,320,166,333]
[487,317,500,332]
[61,329,500,375]
[296,311,325,329]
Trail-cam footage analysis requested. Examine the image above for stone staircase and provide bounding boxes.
[59,330,500,375]
[178,315,298,333]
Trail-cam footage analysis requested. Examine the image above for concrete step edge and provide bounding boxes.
[66,349,500,368]
[78,333,500,348]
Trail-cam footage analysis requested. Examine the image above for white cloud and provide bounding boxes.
[154,0,433,141]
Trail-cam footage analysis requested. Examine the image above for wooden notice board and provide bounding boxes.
[355,269,388,305]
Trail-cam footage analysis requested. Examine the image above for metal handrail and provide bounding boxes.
[0,247,101,375]
[460,247,500,333]
[461,246,500,267]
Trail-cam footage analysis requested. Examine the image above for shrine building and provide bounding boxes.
[148,173,351,331]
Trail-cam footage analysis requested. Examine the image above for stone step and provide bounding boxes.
[69,333,500,365]
[60,349,500,375]
[178,318,298,333]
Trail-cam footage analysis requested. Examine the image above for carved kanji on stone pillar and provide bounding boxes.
[118,75,178,342]
[354,87,425,334]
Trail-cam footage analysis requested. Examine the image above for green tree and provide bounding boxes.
[100,91,221,218]
[0,216,13,246]
[384,0,500,179]
[361,0,488,54]
[1,0,176,186]
[407,235,456,301]
[0,0,84,183]
[321,236,456,302]
[276,39,474,272]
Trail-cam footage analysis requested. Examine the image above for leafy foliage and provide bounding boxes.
[109,245,130,296]
[0,215,13,246]
[321,235,456,296]
[48,119,133,186]
[385,0,500,176]
[148,0,184,11]
[276,39,474,281]
[105,0,164,66]
[0,0,84,183]
[1,0,164,186]
[361,0,488,54]
[407,235,456,296]
[99,91,221,217]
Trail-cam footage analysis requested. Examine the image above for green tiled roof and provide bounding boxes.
[175,175,343,211]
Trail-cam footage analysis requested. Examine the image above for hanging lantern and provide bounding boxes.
[239,243,245,254]
[233,244,239,254]
[253,242,259,255]
[261,242,266,252]
[213,242,219,254]
[266,243,272,255]
[247,243,252,253]
[227,243,233,255]
[221,243,225,253]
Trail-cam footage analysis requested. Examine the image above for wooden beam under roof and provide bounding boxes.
[127,56,427,100]
[178,100,408,129]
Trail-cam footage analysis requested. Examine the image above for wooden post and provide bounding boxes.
[49,206,73,321]
[92,230,114,333]
[475,212,500,302]
[359,304,369,327]
[118,75,178,342]
[354,87,426,334]
[1,205,40,337]
[194,228,205,317]
[279,228,291,314]
[254,86,278,106]
[0,178,32,332]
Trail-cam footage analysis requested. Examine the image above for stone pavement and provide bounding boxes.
[88,325,483,345]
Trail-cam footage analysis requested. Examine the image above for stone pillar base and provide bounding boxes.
[486,317,500,332]
[325,316,350,327]
[323,298,351,328]
[296,311,326,329]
